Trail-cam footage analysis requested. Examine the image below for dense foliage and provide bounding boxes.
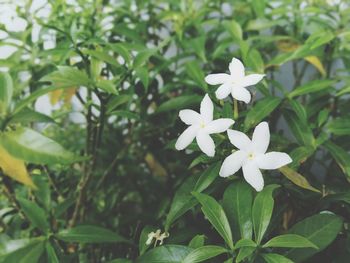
[0,0,350,262]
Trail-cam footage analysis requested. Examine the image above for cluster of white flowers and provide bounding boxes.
[175,58,292,191]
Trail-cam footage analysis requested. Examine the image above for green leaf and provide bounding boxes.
[135,67,149,91]
[283,110,315,147]
[8,108,55,125]
[285,213,343,262]
[135,245,193,263]
[182,246,227,263]
[0,127,81,165]
[236,247,255,263]
[234,239,257,249]
[106,95,132,113]
[194,162,220,193]
[188,235,206,249]
[185,61,207,91]
[139,226,155,255]
[223,181,253,240]
[110,110,139,120]
[261,253,294,263]
[83,49,120,67]
[95,79,118,95]
[133,49,157,68]
[109,43,131,65]
[17,198,49,233]
[324,141,350,179]
[108,259,132,263]
[327,117,350,136]
[0,72,13,115]
[13,86,73,114]
[263,234,317,248]
[165,176,198,231]
[244,97,281,131]
[45,242,59,263]
[252,185,279,244]
[223,20,243,41]
[192,192,234,249]
[156,95,202,113]
[279,166,320,193]
[56,225,131,244]
[2,239,45,263]
[289,79,335,98]
[40,66,90,88]
[288,99,307,123]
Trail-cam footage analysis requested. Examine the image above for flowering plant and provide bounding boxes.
[0,1,348,263]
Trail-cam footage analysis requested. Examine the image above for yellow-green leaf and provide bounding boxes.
[304,56,326,77]
[0,145,36,188]
[279,166,320,193]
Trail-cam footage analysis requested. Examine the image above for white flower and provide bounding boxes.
[205,57,265,104]
[146,229,169,246]
[219,122,292,191]
[175,94,234,157]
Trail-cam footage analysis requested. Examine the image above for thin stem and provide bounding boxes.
[233,99,239,119]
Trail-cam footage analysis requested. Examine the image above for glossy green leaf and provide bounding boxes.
[236,247,255,263]
[83,49,120,67]
[0,128,81,165]
[40,66,90,88]
[56,225,131,244]
[263,234,317,248]
[192,192,234,249]
[45,242,59,263]
[156,95,202,113]
[234,239,257,249]
[95,79,118,94]
[135,67,149,91]
[252,185,279,244]
[223,181,253,240]
[17,198,49,234]
[106,95,132,113]
[285,213,343,262]
[8,108,55,125]
[289,79,335,98]
[13,86,72,114]
[133,49,157,68]
[0,72,13,115]
[223,20,243,40]
[327,117,350,136]
[165,175,198,231]
[283,110,315,147]
[182,246,227,263]
[136,245,193,263]
[188,235,206,249]
[185,61,207,91]
[261,253,294,263]
[194,162,220,193]
[1,239,45,263]
[244,97,281,131]
[324,141,350,179]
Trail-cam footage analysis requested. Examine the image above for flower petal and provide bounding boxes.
[205,118,235,134]
[256,152,292,170]
[227,129,251,150]
[231,87,251,104]
[200,94,213,123]
[252,122,270,154]
[196,131,215,157]
[175,126,198,150]
[215,82,232,100]
[229,58,245,79]
[241,74,265,87]
[205,73,231,85]
[242,163,264,192]
[219,150,247,177]
[179,109,201,125]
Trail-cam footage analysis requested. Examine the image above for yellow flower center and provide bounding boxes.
[200,122,206,128]
[248,152,255,160]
